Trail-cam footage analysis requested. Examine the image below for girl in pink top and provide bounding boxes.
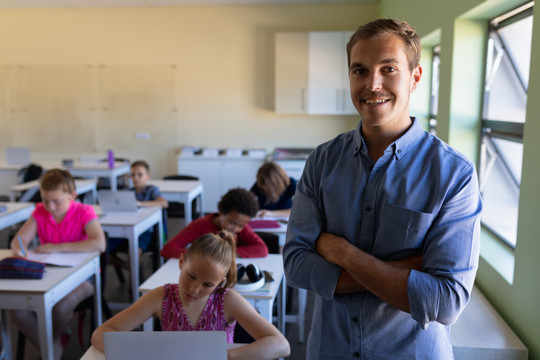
[92,231,290,360]
[11,169,106,360]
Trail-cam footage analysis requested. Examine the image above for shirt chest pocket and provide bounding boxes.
[373,203,436,258]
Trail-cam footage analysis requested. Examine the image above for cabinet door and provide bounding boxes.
[307,32,343,114]
[307,31,356,115]
[275,32,309,114]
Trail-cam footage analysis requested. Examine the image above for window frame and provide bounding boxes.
[479,2,533,249]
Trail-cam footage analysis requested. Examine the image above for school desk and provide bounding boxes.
[0,202,35,231]
[0,160,129,193]
[97,206,164,304]
[138,254,286,335]
[0,250,102,360]
[64,161,130,192]
[147,179,204,225]
[80,343,245,360]
[8,179,98,203]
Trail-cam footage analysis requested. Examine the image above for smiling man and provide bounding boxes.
[283,18,483,359]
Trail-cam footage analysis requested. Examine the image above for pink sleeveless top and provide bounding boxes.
[160,283,236,343]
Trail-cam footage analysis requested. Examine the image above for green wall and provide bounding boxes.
[380,0,540,358]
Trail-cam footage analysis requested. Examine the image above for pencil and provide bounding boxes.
[17,236,26,257]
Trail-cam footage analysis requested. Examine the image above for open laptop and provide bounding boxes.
[98,190,140,212]
[103,331,227,360]
[4,147,31,165]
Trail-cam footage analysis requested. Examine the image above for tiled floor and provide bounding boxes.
[3,217,314,360]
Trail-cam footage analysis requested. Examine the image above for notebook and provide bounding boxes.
[4,147,31,165]
[103,331,227,360]
[98,190,140,212]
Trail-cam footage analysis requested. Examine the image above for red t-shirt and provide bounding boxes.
[160,213,268,259]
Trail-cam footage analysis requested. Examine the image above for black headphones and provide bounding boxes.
[237,263,263,282]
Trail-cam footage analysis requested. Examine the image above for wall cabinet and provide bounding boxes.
[177,156,264,213]
[275,31,355,115]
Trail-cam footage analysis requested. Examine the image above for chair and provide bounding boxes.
[109,214,165,288]
[15,234,113,359]
[16,164,43,203]
[162,174,201,219]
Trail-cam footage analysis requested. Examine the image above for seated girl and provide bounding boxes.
[11,168,106,360]
[91,230,290,360]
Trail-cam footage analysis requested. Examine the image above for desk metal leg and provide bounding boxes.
[110,175,118,192]
[278,277,286,334]
[0,310,12,360]
[156,218,164,267]
[128,233,139,303]
[184,201,192,226]
[297,288,307,343]
[93,269,103,328]
[35,296,54,360]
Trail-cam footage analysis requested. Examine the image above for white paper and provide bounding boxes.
[26,251,91,267]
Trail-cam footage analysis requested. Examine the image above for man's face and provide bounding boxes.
[348,33,421,134]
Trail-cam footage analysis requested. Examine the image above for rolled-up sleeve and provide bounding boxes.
[407,164,482,328]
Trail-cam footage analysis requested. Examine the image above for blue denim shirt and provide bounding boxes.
[283,119,482,359]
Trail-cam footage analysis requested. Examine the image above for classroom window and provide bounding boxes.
[428,45,440,135]
[479,2,533,248]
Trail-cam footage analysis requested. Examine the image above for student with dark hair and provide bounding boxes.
[161,187,268,259]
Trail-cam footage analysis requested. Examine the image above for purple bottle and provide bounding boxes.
[107,149,114,169]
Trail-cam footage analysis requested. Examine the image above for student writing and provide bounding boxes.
[10,168,106,360]
[91,230,290,360]
[160,187,268,259]
[250,161,296,218]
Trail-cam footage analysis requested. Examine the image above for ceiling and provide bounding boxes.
[0,0,377,9]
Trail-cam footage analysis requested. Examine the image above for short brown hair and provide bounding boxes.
[347,18,421,72]
[256,162,290,204]
[39,169,76,194]
[131,160,150,172]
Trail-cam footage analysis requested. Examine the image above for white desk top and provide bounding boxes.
[147,179,203,193]
[9,179,96,193]
[0,161,129,172]
[0,250,99,294]
[80,343,244,360]
[0,202,35,230]
[140,254,284,300]
[96,205,163,226]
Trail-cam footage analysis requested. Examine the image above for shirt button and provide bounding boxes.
[353,352,360,358]
[352,316,358,322]
[397,149,402,154]
[365,206,372,212]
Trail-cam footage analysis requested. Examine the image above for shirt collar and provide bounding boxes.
[353,117,424,160]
